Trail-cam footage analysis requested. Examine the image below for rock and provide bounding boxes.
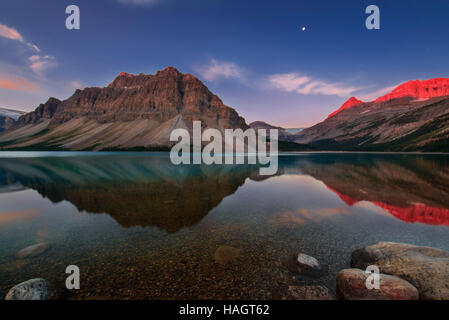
[287,252,323,277]
[0,115,16,132]
[5,278,55,300]
[214,246,241,263]
[336,268,419,300]
[293,78,449,152]
[351,242,449,300]
[11,67,248,151]
[297,253,321,270]
[16,242,49,259]
[375,78,449,102]
[287,285,333,300]
[328,97,364,119]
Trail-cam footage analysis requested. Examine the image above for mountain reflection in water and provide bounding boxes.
[0,154,259,232]
[296,154,449,226]
[0,152,448,230]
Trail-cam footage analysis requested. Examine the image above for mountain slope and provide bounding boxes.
[249,121,303,140]
[294,78,449,151]
[0,67,248,150]
[0,107,25,121]
[0,107,26,132]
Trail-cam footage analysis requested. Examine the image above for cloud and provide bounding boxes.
[0,24,23,41]
[69,80,85,91]
[0,23,40,52]
[0,75,38,92]
[117,0,158,5]
[268,72,361,97]
[195,58,246,82]
[28,55,57,76]
[359,84,398,101]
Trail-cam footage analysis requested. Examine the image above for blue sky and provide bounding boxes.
[1,0,449,127]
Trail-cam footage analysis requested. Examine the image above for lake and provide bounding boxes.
[0,152,448,299]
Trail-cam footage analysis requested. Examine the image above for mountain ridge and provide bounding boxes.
[0,67,248,151]
[0,107,26,132]
[294,77,449,151]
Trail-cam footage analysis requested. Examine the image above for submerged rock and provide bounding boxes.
[5,278,55,300]
[287,252,323,277]
[287,285,333,300]
[336,268,419,300]
[16,243,50,259]
[297,253,321,270]
[351,242,449,300]
[214,246,241,263]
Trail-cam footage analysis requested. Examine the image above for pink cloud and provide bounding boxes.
[0,23,40,52]
[195,58,246,82]
[0,24,23,41]
[268,72,361,97]
[29,55,56,76]
[0,75,38,92]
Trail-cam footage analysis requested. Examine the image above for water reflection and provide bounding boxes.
[294,154,449,226]
[0,153,448,231]
[0,155,259,232]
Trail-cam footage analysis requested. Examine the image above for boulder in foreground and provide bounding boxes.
[336,268,419,300]
[351,242,449,300]
[5,278,55,300]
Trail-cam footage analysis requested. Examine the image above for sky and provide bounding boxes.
[0,0,449,127]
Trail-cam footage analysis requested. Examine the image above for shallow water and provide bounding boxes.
[0,152,448,299]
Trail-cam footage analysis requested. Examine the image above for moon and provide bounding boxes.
[301,26,306,31]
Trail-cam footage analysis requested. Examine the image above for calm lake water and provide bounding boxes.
[0,152,448,299]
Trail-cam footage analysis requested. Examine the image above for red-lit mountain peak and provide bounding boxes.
[327,97,364,119]
[118,72,132,77]
[375,78,449,102]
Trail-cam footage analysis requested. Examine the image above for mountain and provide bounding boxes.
[299,155,449,226]
[249,121,290,139]
[375,78,449,102]
[249,121,312,151]
[326,97,363,119]
[293,77,449,151]
[249,121,303,140]
[0,67,247,150]
[0,107,25,121]
[0,107,26,132]
[284,128,303,135]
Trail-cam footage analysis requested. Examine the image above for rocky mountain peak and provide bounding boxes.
[327,97,364,119]
[155,66,182,77]
[375,78,449,102]
[108,67,187,89]
[6,66,248,150]
[17,97,61,125]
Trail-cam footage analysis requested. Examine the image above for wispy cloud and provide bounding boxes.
[68,80,85,91]
[0,23,40,52]
[0,23,57,95]
[359,84,398,101]
[117,0,158,5]
[194,58,246,82]
[0,75,38,92]
[28,55,57,76]
[268,72,361,97]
